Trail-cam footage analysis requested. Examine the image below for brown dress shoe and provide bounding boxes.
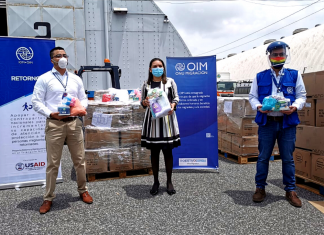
[286,191,302,207]
[80,191,93,204]
[39,200,52,214]
[253,188,266,202]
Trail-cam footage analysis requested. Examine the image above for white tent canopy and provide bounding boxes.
[217,25,324,81]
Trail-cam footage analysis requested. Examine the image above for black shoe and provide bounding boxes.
[150,182,160,196]
[166,182,176,195]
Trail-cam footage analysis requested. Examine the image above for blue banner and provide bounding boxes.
[0,37,62,189]
[167,56,218,169]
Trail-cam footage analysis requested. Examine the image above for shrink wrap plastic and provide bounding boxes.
[217,97,257,136]
[84,94,150,174]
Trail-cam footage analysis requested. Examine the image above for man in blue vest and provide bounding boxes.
[249,41,306,207]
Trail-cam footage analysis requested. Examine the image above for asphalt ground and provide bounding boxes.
[0,147,324,235]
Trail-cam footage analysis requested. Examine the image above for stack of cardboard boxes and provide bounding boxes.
[218,97,279,156]
[218,98,259,156]
[83,96,151,174]
[294,71,324,185]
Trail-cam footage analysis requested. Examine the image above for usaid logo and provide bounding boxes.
[15,163,25,171]
[175,62,208,76]
[16,162,45,171]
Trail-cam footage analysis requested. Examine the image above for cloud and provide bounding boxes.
[156,1,324,58]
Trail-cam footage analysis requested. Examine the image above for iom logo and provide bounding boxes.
[287,87,294,94]
[16,47,34,61]
[175,63,185,71]
[15,163,25,171]
[175,62,208,76]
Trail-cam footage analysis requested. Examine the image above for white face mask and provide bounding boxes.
[58,57,68,69]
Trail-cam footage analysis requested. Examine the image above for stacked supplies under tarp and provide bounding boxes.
[84,91,151,174]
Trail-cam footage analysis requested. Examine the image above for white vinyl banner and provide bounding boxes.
[0,37,62,189]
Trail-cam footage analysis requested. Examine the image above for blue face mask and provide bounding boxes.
[152,68,164,77]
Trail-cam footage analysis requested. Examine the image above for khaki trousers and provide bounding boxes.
[44,118,87,201]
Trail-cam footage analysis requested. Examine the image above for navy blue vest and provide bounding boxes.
[255,68,300,129]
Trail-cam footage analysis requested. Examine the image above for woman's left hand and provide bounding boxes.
[168,107,174,115]
[168,103,175,115]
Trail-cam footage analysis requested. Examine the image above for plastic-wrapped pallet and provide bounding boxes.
[94,88,129,103]
[84,126,142,149]
[131,146,151,169]
[120,127,142,148]
[231,136,258,156]
[217,98,228,132]
[84,101,133,128]
[108,148,133,172]
[84,101,99,126]
[226,117,258,136]
[131,101,146,126]
[84,127,120,149]
[85,149,109,174]
[218,97,258,136]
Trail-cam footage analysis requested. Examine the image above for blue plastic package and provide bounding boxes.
[261,96,278,111]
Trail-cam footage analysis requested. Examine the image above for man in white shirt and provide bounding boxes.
[249,41,306,207]
[32,47,93,214]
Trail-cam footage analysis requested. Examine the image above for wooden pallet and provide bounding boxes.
[87,167,153,182]
[218,150,281,164]
[295,174,324,197]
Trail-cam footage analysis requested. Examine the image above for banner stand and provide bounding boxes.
[167,56,218,170]
[0,37,63,190]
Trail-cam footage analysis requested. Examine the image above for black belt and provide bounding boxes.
[48,117,78,122]
[267,116,283,122]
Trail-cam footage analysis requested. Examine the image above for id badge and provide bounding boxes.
[276,91,284,97]
[62,92,68,99]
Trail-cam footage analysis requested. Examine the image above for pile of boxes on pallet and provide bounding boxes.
[218,97,258,156]
[84,89,151,174]
[294,71,324,184]
[217,97,279,156]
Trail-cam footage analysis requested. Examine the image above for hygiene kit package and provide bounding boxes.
[261,95,291,112]
[147,88,171,119]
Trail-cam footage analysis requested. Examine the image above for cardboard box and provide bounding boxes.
[85,149,109,174]
[132,102,146,126]
[302,71,324,99]
[302,72,316,97]
[109,148,133,172]
[231,136,258,156]
[296,125,324,155]
[98,103,132,114]
[120,128,142,148]
[218,131,223,150]
[226,117,258,136]
[311,154,324,185]
[132,146,151,169]
[298,98,315,126]
[217,115,227,131]
[230,98,256,117]
[84,113,132,128]
[316,99,324,127]
[84,127,120,149]
[293,148,312,178]
[221,132,232,152]
[272,142,280,155]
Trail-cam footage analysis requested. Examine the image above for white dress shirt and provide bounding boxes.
[31,68,88,117]
[249,67,306,117]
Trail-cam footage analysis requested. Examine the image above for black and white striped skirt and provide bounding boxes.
[141,109,181,149]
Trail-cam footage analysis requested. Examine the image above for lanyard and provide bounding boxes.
[271,69,284,93]
[52,71,68,92]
